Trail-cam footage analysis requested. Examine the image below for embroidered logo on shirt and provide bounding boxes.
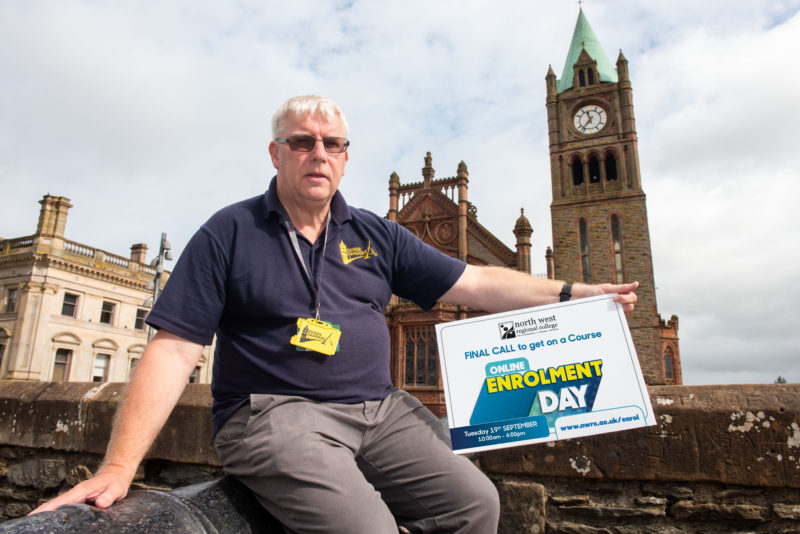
[339,240,378,264]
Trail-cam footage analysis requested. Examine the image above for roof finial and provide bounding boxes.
[577,0,584,10]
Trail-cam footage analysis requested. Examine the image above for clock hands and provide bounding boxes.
[574,106,606,134]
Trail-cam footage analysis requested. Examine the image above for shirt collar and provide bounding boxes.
[263,176,352,227]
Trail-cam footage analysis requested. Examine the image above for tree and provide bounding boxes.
[775,376,787,384]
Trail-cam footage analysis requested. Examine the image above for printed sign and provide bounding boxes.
[435,294,655,454]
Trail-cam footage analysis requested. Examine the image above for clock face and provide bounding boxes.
[573,105,607,134]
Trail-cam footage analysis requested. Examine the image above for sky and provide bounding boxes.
[2,1,799,386]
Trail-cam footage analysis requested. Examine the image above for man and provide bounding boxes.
[34,95,637,533]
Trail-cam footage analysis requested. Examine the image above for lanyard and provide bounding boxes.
[283,210,331,320]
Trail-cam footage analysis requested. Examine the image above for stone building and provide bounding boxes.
[384,10,682,416]
[0,195,213,384]
[0,12,680,400]
[384,153,535,415]
[544,9,681,384]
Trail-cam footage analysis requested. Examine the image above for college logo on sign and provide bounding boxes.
[499,322,516,339]
[497,315,560,339]
[339,240,378,264]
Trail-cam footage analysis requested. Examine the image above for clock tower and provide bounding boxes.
[546,10,681,384]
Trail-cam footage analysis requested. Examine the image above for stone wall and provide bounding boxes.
[1,381,799,533]
[550,195,664,385]
[0,381,223,519]
[485,384,800,533]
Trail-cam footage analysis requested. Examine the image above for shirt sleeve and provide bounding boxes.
[145,225,229,346]
[389,223,466,311]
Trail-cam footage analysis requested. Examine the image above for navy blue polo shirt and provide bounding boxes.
[146,177,466,435]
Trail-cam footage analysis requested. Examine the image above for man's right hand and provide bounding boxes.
[29,330,204,515]
[30,465,132,514]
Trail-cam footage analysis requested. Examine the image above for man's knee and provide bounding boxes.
[434,463,500,532]
[481,476,501,523]
[465,471,500,523]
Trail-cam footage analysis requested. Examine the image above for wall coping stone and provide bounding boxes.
[0,381,219,466]
[1,382,798,488]
[480,384,800,488]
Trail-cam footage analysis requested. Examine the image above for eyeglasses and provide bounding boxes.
[275,135,350,153]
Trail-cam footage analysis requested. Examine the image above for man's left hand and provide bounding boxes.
[574,281,639,313]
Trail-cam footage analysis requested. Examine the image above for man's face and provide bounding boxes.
[268,112,349,209]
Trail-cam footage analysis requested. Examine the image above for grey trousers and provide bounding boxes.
[213,389,500,534]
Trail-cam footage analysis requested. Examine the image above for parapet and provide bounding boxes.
[0,381,799,531]
[482,384,800,488]
[0,381,218,466]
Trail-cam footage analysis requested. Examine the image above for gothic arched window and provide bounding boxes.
[404,326,438,387]
[664,347,675,381]
[587,68,595,85]
[610,215,624,283]
[572,156,584,186]
[579,218,591,283]
[578,70,586,87]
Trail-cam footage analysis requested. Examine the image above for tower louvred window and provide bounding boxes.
[572,156,584,185]
[605,153,618,180]
[589,156,600,183]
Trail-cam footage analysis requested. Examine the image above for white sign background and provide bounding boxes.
[436,295,655,453]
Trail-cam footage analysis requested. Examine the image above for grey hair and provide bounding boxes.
[271,95,349,139]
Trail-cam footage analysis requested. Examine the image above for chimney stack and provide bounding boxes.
[36,195,72,237]
[130,243,148,264]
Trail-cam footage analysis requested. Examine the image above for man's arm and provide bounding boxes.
[31,330,203,513]
[439,265,638,312]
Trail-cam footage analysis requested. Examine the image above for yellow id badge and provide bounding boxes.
[290,318,341,356]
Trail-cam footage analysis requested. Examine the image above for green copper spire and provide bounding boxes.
[557,9,618,92]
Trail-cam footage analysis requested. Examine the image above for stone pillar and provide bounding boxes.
[456,161,469,263]
[34,196,72,252]
[4,282,58,380]
[422,152,434,189]
[36,195,72,237]
[513,209,532,274]
[616,50,636,135]
[388,172,400,222]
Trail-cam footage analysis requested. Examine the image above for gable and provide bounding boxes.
[397,188,516,267]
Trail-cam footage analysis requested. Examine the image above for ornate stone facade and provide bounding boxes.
[385,153,533,415]
[0,195,213,384]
